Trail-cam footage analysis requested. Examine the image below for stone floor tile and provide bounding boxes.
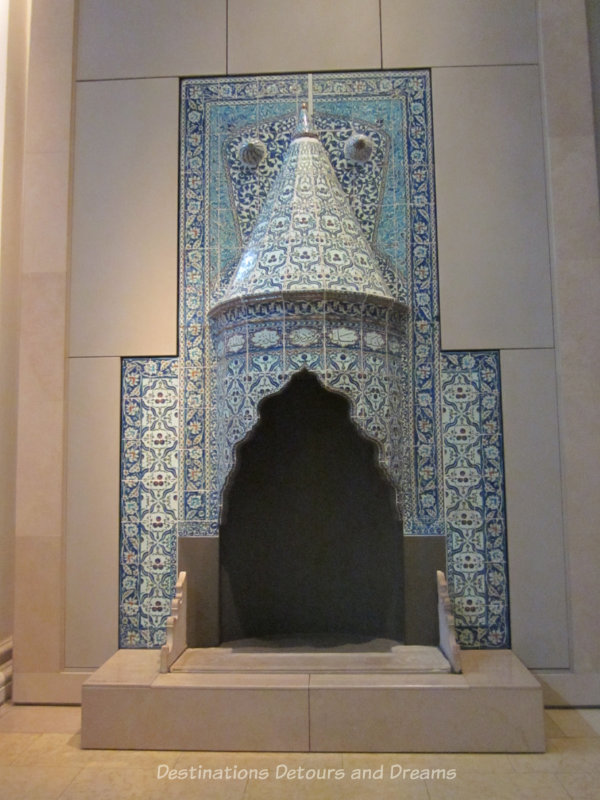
[0,732,41,765]
[0,765,82,800]
[548,709,600,738]
[509,737,600,773]
[10,732,93,766]
[0,703,81,733]
[425,771,570,800]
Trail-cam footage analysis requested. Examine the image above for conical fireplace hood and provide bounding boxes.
[209,105,397,317]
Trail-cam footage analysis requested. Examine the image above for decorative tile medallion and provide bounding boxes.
[119,72,510,649]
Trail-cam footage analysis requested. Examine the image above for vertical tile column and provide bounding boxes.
[537,0,600,700]
[12,0,81,702]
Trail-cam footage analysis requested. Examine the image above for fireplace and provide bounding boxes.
[81,74,544,754]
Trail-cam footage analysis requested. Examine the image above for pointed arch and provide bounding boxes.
[218,370,404,644]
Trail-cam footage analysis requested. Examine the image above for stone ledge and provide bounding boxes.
[82,648,544,752]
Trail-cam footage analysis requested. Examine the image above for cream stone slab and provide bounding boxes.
[86,649,161,687]
[21,151,70,275]
[12,672,90,706]
[0,0,28,651]
[25,0,75,154]
[77,0,226,80]
[546,136,600,263]
[15,273,67,538]
[460,650,542,687]
[152,673,309,689]
[433,66,553,350]
[309,651,543,752]
[70,79,178,357]
[171,644,451,673]
[381,0,537,67]
[533,672,600,707]
[310,684,543,753]
[538,0,596,138]
[82,685,310,751]
[65,358,120,669]
[83,650,543,751]
[537,2,600,682]
[227,0,381,74]
[500,350,569,670]
[12,537,63,676]
[547,256,600,678]
[309,672,466,688]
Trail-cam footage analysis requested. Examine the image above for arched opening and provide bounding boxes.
[219,370,404,645]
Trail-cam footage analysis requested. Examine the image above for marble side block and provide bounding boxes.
[310,651,544,753]
[82,650,309,751]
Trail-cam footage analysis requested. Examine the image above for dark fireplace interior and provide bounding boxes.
[219,371,404,645]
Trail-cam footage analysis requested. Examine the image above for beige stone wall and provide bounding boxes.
[0,0,29,659]
[7,0,600,704]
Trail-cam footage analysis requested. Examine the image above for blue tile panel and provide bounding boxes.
[118,72,510,649]
[441,351,510,649]
[120,358,180,647]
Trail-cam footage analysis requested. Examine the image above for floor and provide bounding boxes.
[0,703,599,799]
